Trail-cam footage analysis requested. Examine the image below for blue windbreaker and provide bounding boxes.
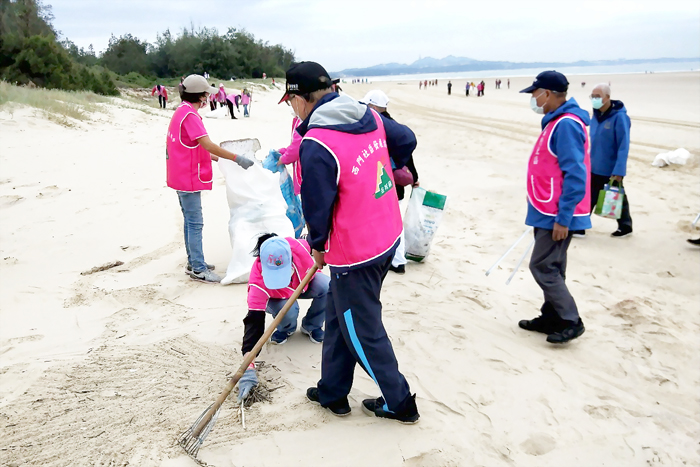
[525,98,592,231]
[590,100,631,177]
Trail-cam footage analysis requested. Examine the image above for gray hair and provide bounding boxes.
[593,83,611,97]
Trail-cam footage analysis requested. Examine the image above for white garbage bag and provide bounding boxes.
[403,187,447,262]
[205,106,230,119]
[652,148,691,167]
[218,139,294,285]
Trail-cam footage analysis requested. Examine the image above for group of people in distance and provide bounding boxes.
[161,62,642,428]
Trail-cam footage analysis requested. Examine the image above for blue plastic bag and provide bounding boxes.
[263,150,305,238]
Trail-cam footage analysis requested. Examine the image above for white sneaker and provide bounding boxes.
[187,269,221,283]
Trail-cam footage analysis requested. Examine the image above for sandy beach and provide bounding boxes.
[1,71,699,466]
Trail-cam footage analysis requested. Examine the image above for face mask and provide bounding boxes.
[591,97,604,110]
[530,93,545,115]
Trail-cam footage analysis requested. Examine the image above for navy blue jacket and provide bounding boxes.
[298,93,416,256]
[590,100,631,177]
[525,98,592,231]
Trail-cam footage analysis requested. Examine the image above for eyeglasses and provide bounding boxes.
[589,94,604,99]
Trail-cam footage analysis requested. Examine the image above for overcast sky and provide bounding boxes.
[51,0,700,72]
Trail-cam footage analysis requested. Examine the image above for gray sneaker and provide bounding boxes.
[187,269,221,283]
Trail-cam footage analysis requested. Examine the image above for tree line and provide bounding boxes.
[0,0,295,95]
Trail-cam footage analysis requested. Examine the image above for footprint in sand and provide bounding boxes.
[520,432,557,456]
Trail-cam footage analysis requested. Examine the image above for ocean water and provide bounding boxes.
[348,60,700,82]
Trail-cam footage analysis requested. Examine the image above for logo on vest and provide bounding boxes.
[374,161,394,199]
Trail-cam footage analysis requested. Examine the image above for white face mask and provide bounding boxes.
[530,92,546,115]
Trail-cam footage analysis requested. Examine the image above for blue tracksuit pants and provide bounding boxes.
[317,253,412,412]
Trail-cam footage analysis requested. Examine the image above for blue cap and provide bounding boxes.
[520,70,569,93]
[260,237,292,290]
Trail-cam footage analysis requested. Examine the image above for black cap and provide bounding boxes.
[520,70,569,93]
[278,61,332,104]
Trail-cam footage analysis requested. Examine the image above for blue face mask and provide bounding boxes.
[591,97,604,110]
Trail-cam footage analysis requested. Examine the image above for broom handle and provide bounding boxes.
[190,264,319,438]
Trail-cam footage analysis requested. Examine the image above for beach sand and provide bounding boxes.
[1,72,698,466]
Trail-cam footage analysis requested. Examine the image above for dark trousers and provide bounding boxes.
[209,100,217,111]
[318,255,412,413]
[466,89,469,96]
[589,173,633,231]
[529,228,580,322]
[158,95,166,108]
[226,101,237,119]
[448,88,451,95]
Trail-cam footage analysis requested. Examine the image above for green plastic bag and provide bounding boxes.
[594,179,625,220]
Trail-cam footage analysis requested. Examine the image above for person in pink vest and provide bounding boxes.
[225,92,238,119]
[279,61,419,423]
[277,116,303,195]
[236,233,330,402]
[166,75,255,283]
[151,84,168,108]
[216,83,227,108]
[241,89,251,117]
[518,70,592,344]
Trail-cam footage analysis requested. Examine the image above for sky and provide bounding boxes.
[50,0,700,73]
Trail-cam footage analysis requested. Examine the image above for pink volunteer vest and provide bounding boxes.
[304,110,402,268]
[527,114,591,217]
[165,102,213,192]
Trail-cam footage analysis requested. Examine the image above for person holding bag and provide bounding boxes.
[166,75,254,283]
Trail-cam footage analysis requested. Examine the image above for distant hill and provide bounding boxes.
[333,56,699,77]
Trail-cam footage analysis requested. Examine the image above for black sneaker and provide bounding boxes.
[547,319,585,344]
[571,230,586,238]
[611,228,632,237]
[389,264,406,274]
[688,238,700,246]
[518,315,563,335]
[306,387,351,417]
[361,394,419,424]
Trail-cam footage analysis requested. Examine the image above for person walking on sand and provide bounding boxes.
[507,78,510,89]
[447,81,452,95]
[465,81,470,96]
[166,75,255,283]
[208,83,217,111]
[578,83,633,238]
[225,92,238,119]
[279,62,420,423]
[152,84,168,108]
[518,71,591,344]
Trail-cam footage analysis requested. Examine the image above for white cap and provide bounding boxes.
[362,90,389,108]
[182,75,217,94]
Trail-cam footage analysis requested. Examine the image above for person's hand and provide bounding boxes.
[277,159,285,166]
[312,249,326,269]
[412,181,420,188]
[552,223,569,241]
[611,175,623,182]
[237,367,258,403]
[234,155,254,170]
[210,154,219,162]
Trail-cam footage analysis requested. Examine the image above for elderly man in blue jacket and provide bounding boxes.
[518,71,591,344]
[584,83,633,237]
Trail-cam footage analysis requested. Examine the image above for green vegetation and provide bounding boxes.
[0,0,118,95]
[0,1,294,96]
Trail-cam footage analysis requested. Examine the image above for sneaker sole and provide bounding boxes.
[300,327,322,344]
[547,327,585,344]
[307,395,351,417]
[269,338,287,345]
[187,274,221,284]
[361,403,419,425]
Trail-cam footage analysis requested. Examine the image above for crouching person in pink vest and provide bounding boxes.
[279,62,419,423]
[166,75,255,283]
[518,71,592,344]
[236,234,330,402]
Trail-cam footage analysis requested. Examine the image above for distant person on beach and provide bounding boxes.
[582,83,633,238]
[424,79,428,89]
[151,84,168,108]
[419,81,422,90]
[208,83,217,111]
[465,81,470,96]
[241,89,251,117]
[507,78,510,89]
[166,75,254,283]
[361,89,420,274]
[477,81,484,96]
[217,84,227,108]
[279,61,420,423]
[518,70,591,344]
[447,81,452,95]
[225,92,238,119]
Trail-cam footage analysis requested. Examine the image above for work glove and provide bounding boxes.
[237,367,258,403]
[234,155,254,170]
